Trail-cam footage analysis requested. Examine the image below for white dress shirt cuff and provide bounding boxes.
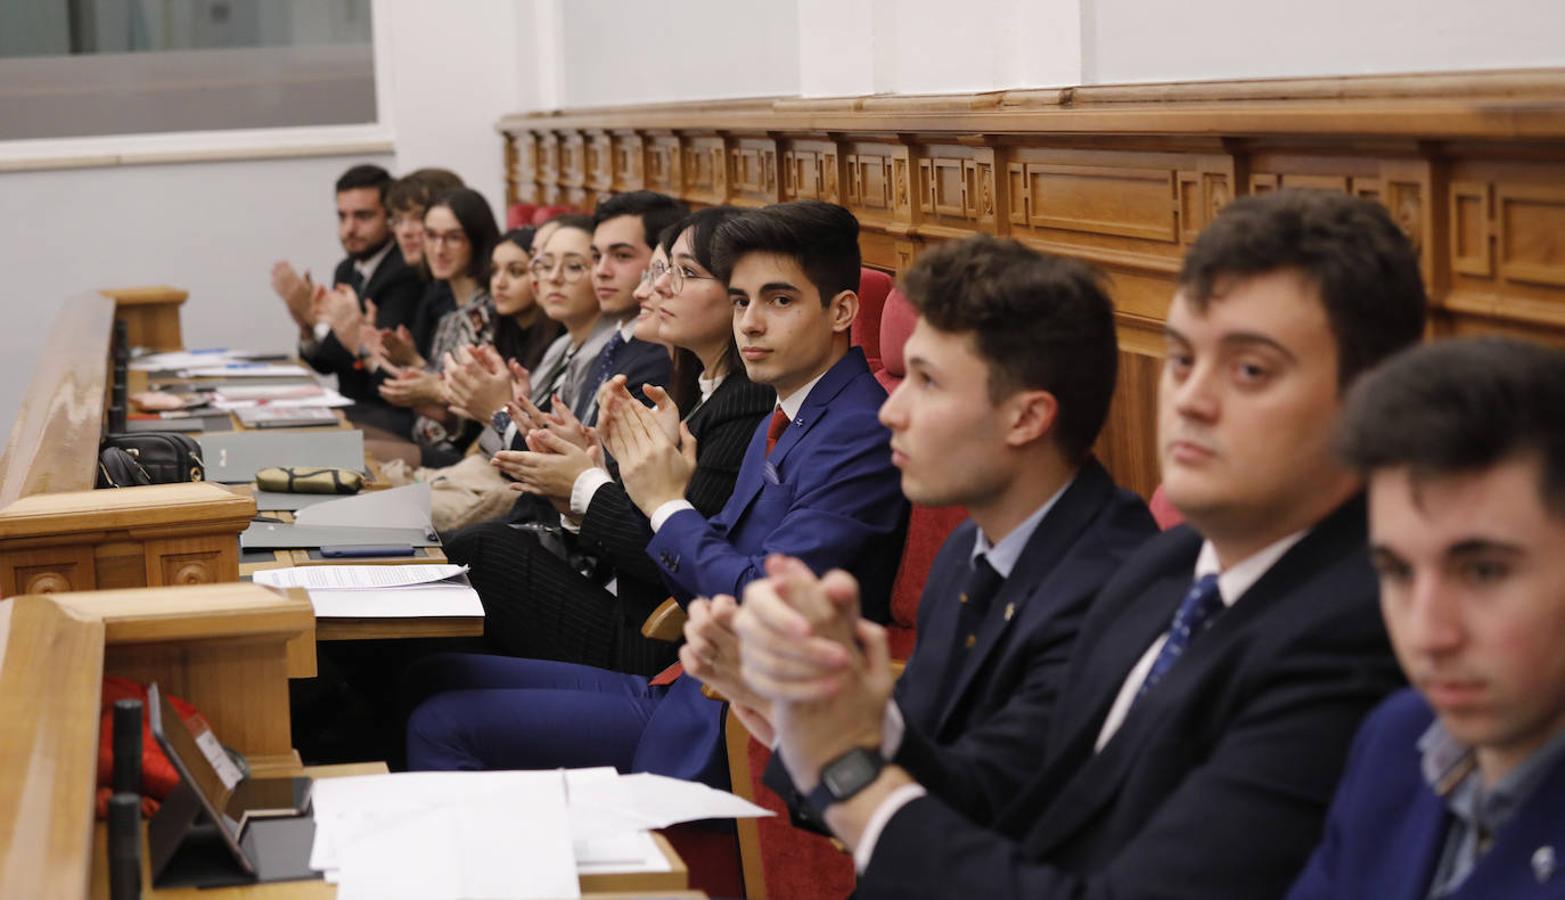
[312,321,332,342]
[570,468,614,519]
[881,701,905,759]
[853,783,927,874]
[650,500,696,533]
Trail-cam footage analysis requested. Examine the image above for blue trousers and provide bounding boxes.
[404,653,672,772]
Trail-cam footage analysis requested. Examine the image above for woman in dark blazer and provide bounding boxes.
[432,206,773,676]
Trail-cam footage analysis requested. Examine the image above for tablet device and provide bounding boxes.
[147,683,255,878]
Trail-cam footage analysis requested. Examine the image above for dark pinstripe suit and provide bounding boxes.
[445,370,774,675]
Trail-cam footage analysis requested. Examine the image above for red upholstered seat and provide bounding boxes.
[853,268,894,374]
[505,203,538,230]
[531,204,577,225]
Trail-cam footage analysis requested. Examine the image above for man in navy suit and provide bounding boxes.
[735,190,1426,898]
[405,201,906,789]
[1288,338,1565,900]
[683,234,1157,829]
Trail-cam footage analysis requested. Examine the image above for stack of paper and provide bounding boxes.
[252,564,483,619]
[181,362,313,378]
[129,349,279,371]
[307,768,772,899]
[211,383,352,410]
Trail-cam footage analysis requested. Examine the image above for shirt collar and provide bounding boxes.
[776,367,829,422]
[353,239,394,283]
[1193,530,1308,608]
[697,372,727,404]
[1421,716,1565,812]
[970,477,1074,580]
[616,316,638,342]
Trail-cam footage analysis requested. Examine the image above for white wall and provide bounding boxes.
[1081,0,1565,84]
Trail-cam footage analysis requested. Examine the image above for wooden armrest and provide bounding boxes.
[641,597,687,642]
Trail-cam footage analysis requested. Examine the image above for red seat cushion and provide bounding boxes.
[853,269,894,373]
[506,203,539,230]
[749,738,857,899]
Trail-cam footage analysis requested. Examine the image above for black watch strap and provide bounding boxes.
[804,747,886,818]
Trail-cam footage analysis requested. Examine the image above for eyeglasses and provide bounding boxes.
[531,255,592,283]
[425,230,469,248]
[641,259,714,295]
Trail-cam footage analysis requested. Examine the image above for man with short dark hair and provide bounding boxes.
[271,162,425,424]
[737,190,1425,898]
[684,234,1157,835]
[1289,337,1565,900]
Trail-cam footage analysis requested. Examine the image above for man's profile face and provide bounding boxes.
[729,252,854,398]
[1371,458,1565,779]
[880,318,1019,508]
[1158,269,1349,542]
[591,215,651,318]
[337,187,391,260]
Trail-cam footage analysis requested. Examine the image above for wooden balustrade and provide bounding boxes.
[500,68,1565,498]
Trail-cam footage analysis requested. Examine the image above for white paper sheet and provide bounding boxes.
[314,771,580,900]
[574,831,671,874]
[306,583,483,619]
[568,771,772,830]
[294,482,432,530]
[253,564,467,591]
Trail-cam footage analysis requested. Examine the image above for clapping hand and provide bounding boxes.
[599,378,697,516]
[271,261,314,329]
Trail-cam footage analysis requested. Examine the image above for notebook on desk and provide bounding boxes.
[198,430,365,483]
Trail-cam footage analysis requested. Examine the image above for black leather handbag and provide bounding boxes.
[96,432,205,487]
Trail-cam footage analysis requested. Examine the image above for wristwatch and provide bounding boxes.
[804,747,886,817]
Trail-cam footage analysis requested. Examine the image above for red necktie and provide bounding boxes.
[765,407,790,455]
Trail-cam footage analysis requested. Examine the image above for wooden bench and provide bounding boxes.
[0,292,253,597]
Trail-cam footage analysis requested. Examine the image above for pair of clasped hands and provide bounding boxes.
[456,362,700,522]
[681,555,898,793]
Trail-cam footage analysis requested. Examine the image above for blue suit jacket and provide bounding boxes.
[765,458,1157,827]
[632,348,908,787]
[1289,688,1565,900]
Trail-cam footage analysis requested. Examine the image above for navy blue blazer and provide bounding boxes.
[859,496,1405,900]
[1288,688,1565,900]
[631,348,908,788]
[644,346,906,621]
[572,334,672,426]
[766,458,1156,827]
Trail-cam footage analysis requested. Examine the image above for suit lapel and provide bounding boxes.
[722,349,870,526]
[1389,789,1451,900]
[361,244,405,301]
[931,463,1116,733]
[895,527,974,729]
[1024,498,1370,854]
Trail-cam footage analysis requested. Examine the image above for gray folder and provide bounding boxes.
[239,522,439,550]
[198,431,365,483]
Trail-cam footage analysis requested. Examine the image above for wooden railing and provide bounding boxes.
[499,68,1565,498]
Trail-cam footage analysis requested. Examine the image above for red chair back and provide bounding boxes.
[853,268,894,373]
[531,204,576,225]
[1148,484,1185,530]
[875,286,918,395]
[506,203,539,230]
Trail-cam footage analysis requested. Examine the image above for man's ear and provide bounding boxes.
[828,289,859,334]
[1005,389,1060,449]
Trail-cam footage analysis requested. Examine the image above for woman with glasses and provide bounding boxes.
[370,187,501,467]
[521,214,618,413]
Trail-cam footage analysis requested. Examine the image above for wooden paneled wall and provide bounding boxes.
[499,70,1565,498]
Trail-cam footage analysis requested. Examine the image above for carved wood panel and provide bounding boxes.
[683,135,727,204]
[3,546,96,597]
[728,137,781,206]
[613,130,645,192]
[782,138,841,204]
[645,134,682,195]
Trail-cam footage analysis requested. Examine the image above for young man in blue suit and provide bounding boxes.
[405,201,906,789]
[1288,338,1565,900]
[682,234,1158,828]
[735,190,1426,898]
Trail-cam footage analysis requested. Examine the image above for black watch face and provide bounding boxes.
[825,749,880,797]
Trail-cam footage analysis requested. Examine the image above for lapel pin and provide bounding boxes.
[1533,846,1556,884]
[1003,602,1016,622]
